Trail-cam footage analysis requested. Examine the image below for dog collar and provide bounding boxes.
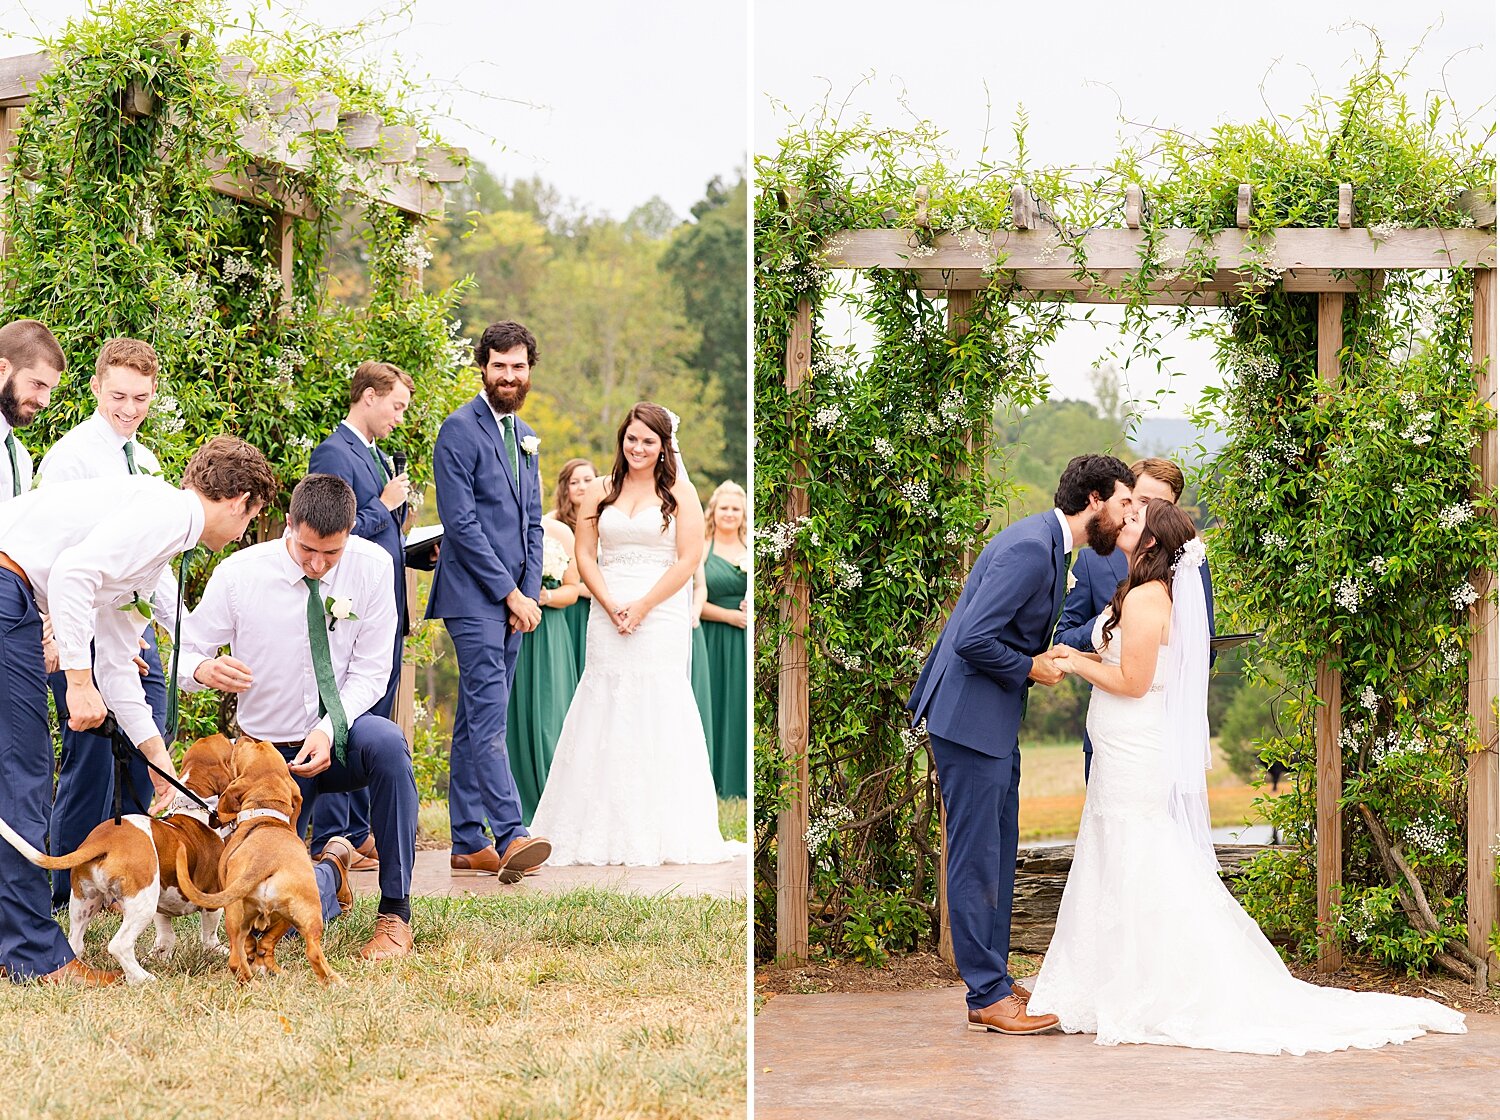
[236,808,291,827]
[167,793,218,821]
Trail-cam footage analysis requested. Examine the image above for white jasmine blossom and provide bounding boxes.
[899,720,929,754]
[805,804,854,859]
[1369,556,1388,576]
[897,480,930,504]
[754,516,811,561]
[1438,501,1474,530]
[1262,530,1289,551]
[938,388,966,425]
[1403,817,1449,855]
[873,436,895,458]
[812,405,843,431]
[1452,582,1479,611]
[1334,576,1366,613]
[1359,685,1379,712]
[831,558,862,591]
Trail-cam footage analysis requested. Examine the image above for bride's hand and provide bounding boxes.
[1051,649,1076,675]
[616,599,650,634]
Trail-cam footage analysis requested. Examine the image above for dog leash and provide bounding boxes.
[93,712,215,824]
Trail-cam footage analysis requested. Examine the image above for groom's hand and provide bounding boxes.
[506,589,542,633]
[1028,655,1064,686]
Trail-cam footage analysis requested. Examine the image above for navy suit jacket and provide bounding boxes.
[425,394,544,621]
[309,424,408,633]
[907,512,1068,759]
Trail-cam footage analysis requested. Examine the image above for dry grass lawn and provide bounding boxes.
[0,889,746,1120]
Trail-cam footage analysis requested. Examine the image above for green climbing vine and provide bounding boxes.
[754,51,1496,976]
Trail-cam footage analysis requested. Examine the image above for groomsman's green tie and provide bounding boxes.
[369,444,388,483]
[124,441,137,474]
[164,548,194,743]
[501,414,519,478]
[5,431,18,496]
[303,576,349,764]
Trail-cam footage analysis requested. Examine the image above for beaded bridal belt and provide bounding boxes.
[600,548,673,570]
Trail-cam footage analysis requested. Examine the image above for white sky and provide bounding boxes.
[755,0,1495,422]
[0,0,748,223]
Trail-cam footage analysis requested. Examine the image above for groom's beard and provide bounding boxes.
[484,377,529,414]
[1085,510,1124,555]
[0,378,31,428]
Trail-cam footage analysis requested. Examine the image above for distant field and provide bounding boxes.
[1017,739,1279,842]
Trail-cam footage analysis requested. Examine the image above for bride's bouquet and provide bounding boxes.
[542,537,569,589]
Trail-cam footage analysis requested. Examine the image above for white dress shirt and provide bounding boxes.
[37,411,178,627]
[176,534,397,743]
[1052,507,1075,555]
[0,476,204,745]
[0,414,35,500]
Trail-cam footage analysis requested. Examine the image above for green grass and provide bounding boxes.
[418,799,748,846]
[5,890,747,1119]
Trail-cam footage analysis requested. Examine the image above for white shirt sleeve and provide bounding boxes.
[48,508,180,671]
[36,440,88,486]
[150,565,181,639]
[176,561,235,694]
[325,552,397,737]
[91,603,158,746]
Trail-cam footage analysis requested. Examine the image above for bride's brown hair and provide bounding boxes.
[595,402,678,532]
[1100,499,1197,648]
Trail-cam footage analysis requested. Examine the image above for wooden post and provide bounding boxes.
[270,211,295,307]
[776,297,813,962]
[0,106,18,256]
[934,289,977,969]
[1316,291,1344,974]
[1469,266,1499,982]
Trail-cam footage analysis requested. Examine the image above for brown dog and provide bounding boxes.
[0,734,237,983]
[175,737,339,985]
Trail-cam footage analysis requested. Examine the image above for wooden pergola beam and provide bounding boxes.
[906,266,1377,299]
[822,227,1496,272]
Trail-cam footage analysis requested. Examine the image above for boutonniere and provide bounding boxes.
[519,434,540,458]
[324,595,358,630]
[118,593,153,629]
[1066,570,1077,593]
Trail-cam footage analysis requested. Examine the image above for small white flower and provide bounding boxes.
[1334,576,1366,613]
[1438,501,1474,531]
[1452,583,1479,611]
[1359,685,1379,712]
[831,559,862,591]
[1262,530,1289,551]
[520,434,540,457]
[812,405,843,432]
[897,480,930,505]
[873,436,895,458]
[1369,556,1388,576]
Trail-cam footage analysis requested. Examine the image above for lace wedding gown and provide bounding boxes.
[1026,615,1466,1055]
[528,504,741,865]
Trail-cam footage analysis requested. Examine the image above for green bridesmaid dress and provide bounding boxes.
[507,602,580,824]
[562,596,590,677]
[692,618,716,762]
[701,542,748,799]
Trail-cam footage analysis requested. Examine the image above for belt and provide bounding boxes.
[268,740,305,751]
[0,551,31,593]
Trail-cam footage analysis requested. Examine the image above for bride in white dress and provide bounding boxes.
[1028,498,1465,1054]
[529,402,740,866]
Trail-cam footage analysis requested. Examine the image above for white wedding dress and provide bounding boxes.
[528,503,741,865]
[1026,613,1467,1054]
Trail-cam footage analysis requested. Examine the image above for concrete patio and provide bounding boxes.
[350,847,747,899]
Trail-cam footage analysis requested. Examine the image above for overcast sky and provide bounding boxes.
[0,0,748,223]
[756,0,1495,424]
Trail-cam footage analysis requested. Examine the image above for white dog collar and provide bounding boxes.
[236,808,292,827]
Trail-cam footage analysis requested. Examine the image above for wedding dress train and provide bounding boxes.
[1026,614,1467,1055]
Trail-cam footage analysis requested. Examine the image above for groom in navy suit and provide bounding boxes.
[305,360,414,864]
[428,321,551,882]
[1054,456,1216,782]
[908,454,1135,1035]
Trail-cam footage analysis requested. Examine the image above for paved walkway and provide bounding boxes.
[754,986,1498,1120]
[350,847,747,900]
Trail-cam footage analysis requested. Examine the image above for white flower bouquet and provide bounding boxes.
[542,536,569,589]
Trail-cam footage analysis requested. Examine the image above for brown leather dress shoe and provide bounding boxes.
[497,836,551,884]
[315,836,355,916]
[450,845,501,874]
[349,835,379,872]
[359,914,414,961]
[967,994,1059,1035]
[39,958,121,987]
[1010,981,1033,1003]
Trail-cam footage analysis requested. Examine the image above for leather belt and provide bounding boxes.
[0,551,31,593]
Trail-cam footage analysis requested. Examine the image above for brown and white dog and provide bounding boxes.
[0,734,238,984]
[175,737,340,985]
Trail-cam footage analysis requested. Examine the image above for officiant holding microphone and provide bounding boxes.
[306,360,419,867]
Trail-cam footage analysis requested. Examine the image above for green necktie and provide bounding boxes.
[303,576,349,764]
[369,444,388,483]
[163,548,194,743]
[124,441,137,475]
[5,431,18,497]
[501,414,519,478]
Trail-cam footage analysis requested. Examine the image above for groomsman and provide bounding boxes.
[0,436,275,984]
[428,320,550,881]
[176,473,420,959]
[306,361,415,869]
[38,338,174,912]
[0,319,65,498]
[1054,456,1216,781]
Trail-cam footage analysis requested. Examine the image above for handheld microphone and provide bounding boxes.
[392,452,407,478]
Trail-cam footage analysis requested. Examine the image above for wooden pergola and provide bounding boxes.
[774,183,1499,987]
[0,48,470,746]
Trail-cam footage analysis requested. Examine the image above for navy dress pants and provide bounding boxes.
[930,731,1023,1010]
[443,615,528,856]
[47,630,166,912]
[275,712,418,918]
[308,643,400,854]
[0,572,73,979]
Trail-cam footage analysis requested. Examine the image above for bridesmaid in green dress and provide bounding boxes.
[547,457,597,679]
[506,513,583,824]
[700,481,749,800]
